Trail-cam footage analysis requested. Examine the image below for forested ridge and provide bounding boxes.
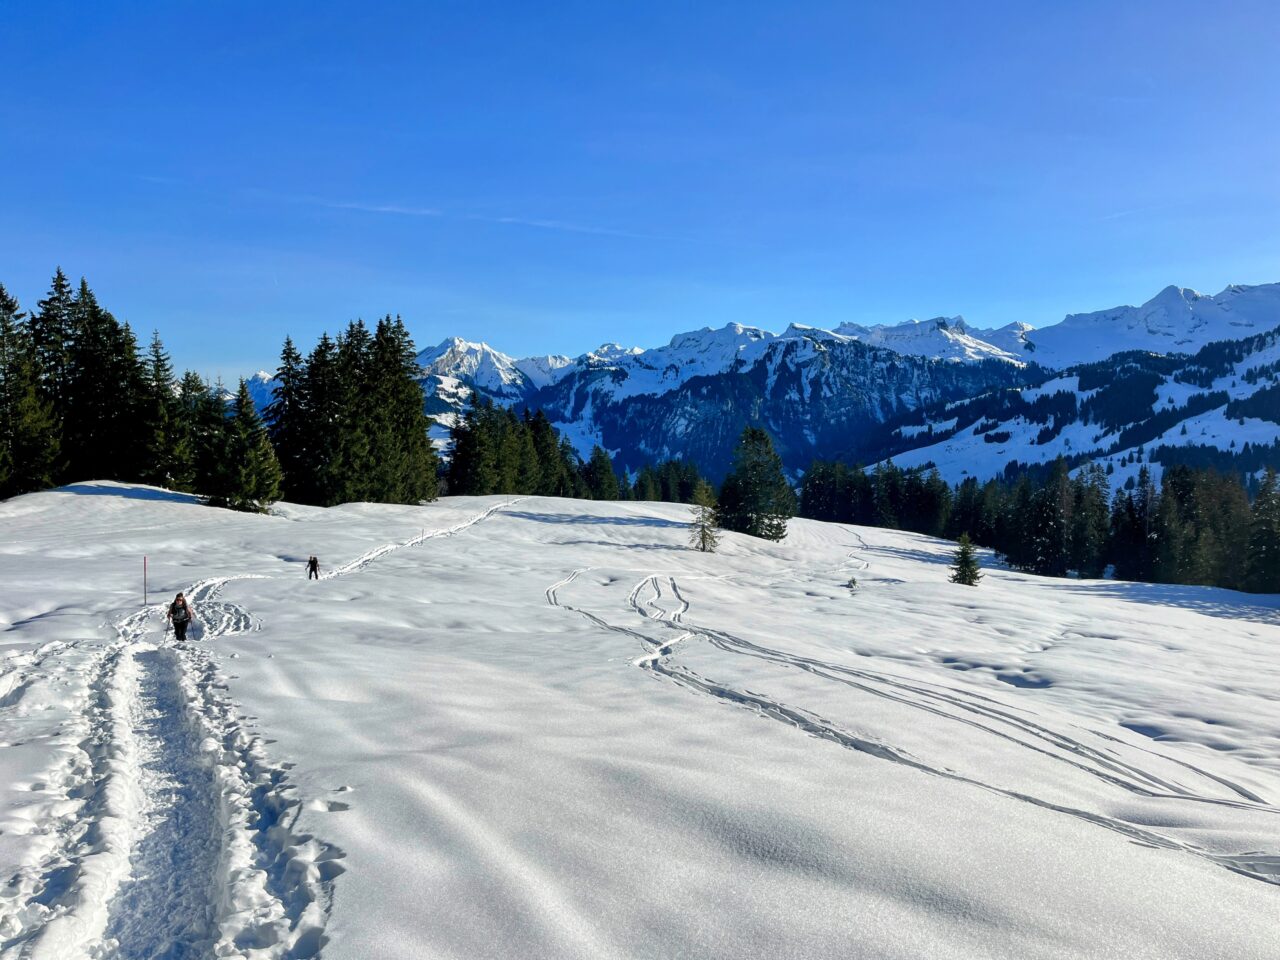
[799,457,1280,594]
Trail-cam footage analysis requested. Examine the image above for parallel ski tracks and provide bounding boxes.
[545,559,1280,888]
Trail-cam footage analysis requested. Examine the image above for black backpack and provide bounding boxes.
[171,601,190,623]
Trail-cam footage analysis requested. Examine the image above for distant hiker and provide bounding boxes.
[307,556,320,580]
[168,592,194,642]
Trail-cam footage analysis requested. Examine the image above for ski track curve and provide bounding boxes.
[2,500,518,959]
[544,565,1280,888]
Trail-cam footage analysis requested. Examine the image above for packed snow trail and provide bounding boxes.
[2,498,521,960]
[547,567,1280,887]
[97,647,220,960]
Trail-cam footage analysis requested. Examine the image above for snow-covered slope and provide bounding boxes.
[2,485,1278,959]
[1029,283,1280,369]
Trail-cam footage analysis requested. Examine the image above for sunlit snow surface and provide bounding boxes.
[1,484,1278,959]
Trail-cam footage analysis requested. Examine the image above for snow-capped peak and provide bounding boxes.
[1030,281,1280,368]
[833,316,1024,364]
[416,337,530,399]
[512,354,575,390]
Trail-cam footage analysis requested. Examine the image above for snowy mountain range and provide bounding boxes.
[245,281,1280,482]
[883,323,1280,488]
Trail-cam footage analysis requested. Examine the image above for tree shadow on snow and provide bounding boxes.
[57,482,201,504]
[553,538,688,552]
[869,544,953,567]
[1056,579,1280,625]
[506,510,686,529]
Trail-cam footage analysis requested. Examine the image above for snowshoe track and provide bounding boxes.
[3,501,515,958]
[324,498,526,580]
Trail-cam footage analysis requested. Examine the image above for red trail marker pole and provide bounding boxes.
[144,555,148,606]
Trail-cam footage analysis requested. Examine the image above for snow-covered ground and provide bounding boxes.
[1,485,1278,959]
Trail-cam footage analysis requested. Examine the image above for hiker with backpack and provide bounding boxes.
[167,592,195,642]
[307,556,320,579]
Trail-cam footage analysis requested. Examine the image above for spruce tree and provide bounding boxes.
[180,372,230,497]
[583,445,620,500]
[1069,464,1110,578]
[1246,469,1280,593]
[560,438,586,497]
[689,479,720,552]
[390,316,440,502]
[265,336,309,500]
[800,461,838,521]
[207,380,282,512]
[364,318,412,501]
[872,461,901,529]
[332,320,374,502]
[29,268,75,417]
[528,410,571,496]
[367,316,438,503]
[63,281,149,482]
[302,334,343,504]
[716,426,795,541]
[949,533,982,586]
[447,394,500,495]
[138,330,191,489]
[512,412,541,495]
[0,285,59,497]
[948,477,983,542]
[0,284,24,494]
[1027,458,1071,577]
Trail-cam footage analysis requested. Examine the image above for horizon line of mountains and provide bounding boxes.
[244,281,1280,485]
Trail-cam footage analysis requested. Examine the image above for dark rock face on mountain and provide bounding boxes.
[526,332,1034,478]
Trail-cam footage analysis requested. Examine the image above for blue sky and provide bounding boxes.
[2,1,1277,379]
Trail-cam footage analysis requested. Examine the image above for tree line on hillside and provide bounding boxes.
[264,321,439,506]
[799,457,1280,594]
[443,405,797,543]
[0,270,443,511]
[0,271,281,508]
[443,393,708,503]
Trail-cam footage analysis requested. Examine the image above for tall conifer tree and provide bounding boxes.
[716,426,795,541]
[949,534,983,586]
[0,285,59,496]
[689,479,720,552]
[265,336,309,500]
[1247,469,1280,593]
[583,445,620,500]
[29,268,75,417]
[207,380,282,512]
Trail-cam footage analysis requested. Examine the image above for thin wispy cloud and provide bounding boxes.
[478,214,675,241]
[332,199,678,241]
[138,178,691,243]
[276,187,679,241]
[323,200,444,217]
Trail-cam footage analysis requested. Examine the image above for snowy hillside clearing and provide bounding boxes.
[2,485,1279,959]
